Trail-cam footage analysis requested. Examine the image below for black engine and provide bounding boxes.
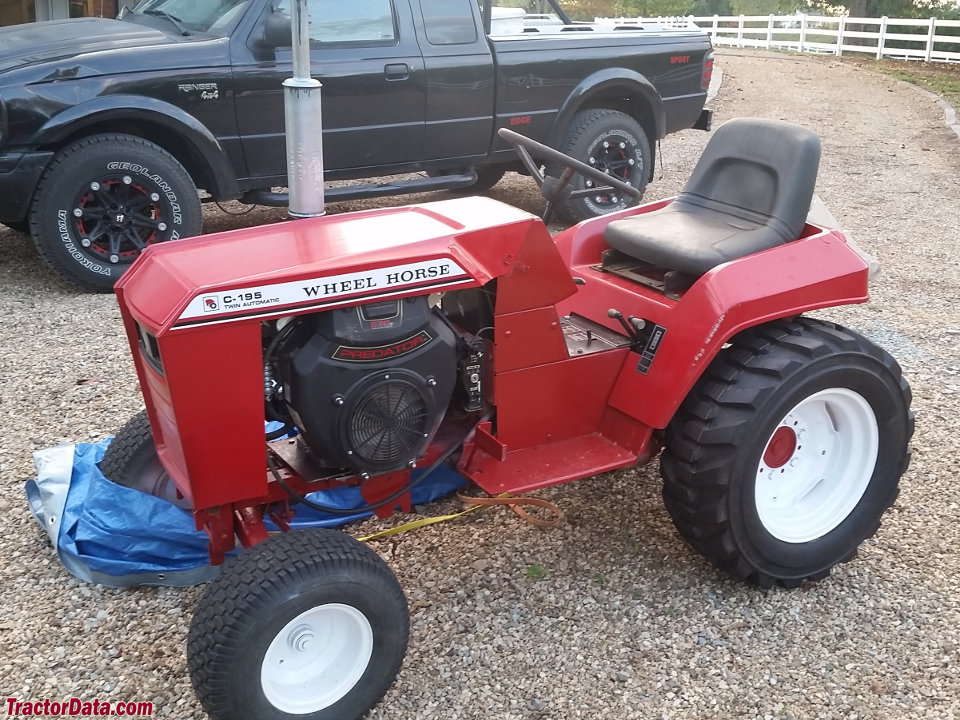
[272,296,460,476]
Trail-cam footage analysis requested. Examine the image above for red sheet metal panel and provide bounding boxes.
[555,221,870,430]
[116,197,542,334]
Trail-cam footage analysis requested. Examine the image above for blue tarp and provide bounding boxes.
[26,438,466,588]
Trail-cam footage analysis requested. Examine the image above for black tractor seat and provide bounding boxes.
[604,118,822,277]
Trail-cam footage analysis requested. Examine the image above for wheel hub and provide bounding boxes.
[289,625,315,652]
[762,426,797,468]
[72,176,166,265]
[755,388,879,543]
[586,136,638,206]
[261,603,374,714]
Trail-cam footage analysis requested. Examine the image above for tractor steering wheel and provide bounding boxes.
[498,127,643,223]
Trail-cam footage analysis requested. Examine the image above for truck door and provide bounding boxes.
[234,0,426,181]
[414,0,495,162]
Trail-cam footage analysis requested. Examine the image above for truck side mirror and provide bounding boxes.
[263,12,292,47]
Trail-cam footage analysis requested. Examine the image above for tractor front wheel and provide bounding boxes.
[661,318,913,588]
[99,409,188,509]
[188,529,409,720]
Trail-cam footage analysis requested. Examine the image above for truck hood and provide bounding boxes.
[0,18,170,74]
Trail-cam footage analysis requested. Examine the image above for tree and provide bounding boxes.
[617,0,697,17]
[814,0,959,18]
[561,0,628,19]
[728,0,800,14]
[690,0,733,16]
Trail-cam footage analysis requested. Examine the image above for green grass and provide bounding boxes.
[887,67,960,106]
[852,57,960,108]
[526,563,548,580]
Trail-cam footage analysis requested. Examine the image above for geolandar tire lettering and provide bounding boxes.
[29,133,201,291]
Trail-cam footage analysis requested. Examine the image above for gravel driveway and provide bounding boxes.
[1,49,958,720]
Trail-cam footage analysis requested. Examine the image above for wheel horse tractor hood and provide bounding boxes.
[114,196,573,513]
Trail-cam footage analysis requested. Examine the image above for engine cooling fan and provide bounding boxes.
[342,375,432,472]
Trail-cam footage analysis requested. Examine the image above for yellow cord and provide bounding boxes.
[357,491,564,542]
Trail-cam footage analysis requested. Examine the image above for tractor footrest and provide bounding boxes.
[461,432,636,495]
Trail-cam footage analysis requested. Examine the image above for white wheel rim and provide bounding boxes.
[755,388,879,543]
[260,603,374,715]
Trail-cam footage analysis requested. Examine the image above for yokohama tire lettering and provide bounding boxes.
[57,209,111,277]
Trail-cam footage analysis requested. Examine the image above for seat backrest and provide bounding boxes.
[677,118,821,243]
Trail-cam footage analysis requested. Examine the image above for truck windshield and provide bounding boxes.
[125,0,251,35]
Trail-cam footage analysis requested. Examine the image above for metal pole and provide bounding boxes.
[284,0,325,218]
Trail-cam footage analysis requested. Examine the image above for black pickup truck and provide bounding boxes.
[0,0,713,289]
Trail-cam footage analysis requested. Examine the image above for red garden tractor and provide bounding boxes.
[104,118,912,720]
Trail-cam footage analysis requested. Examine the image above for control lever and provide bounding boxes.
[608,308,644,344]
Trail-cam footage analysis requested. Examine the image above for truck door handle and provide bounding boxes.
[384,63,410,81]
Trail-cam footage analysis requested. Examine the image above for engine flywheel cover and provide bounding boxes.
[344,374,432,470]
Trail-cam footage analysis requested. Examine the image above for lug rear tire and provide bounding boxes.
[29,133,201,291]
[661,318,913,588]
[188,529,409,720]
[553,108,651,224]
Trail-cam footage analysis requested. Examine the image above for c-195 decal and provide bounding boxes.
[176,258,469,328]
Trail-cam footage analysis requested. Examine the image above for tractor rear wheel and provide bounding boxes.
[661,318,913,588]
[188,528,409,720]
[99,409,188,508]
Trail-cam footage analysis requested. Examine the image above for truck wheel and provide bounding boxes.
[661,318,913,589]
[466,166,506,192]
[2,220,29,234]
[554,109,651,224]
[29,133,201,291]
[188,529,409,720]
[430,166,505,192]
[99,409,189,509]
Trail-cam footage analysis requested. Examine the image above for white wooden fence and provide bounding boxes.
[599,14,960,63]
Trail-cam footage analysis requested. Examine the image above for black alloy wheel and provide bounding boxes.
[583,134,639,205]
[554,108,651,223]
[72,175,169,265]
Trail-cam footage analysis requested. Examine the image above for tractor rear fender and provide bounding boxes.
[548,69,666,149]
[33,95,240,199]
[558,225,871,431]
